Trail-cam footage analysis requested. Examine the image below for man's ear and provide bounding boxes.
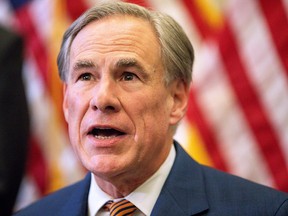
[62,84,69,122]
[169,79,189,125]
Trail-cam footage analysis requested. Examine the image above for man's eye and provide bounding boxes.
[79,73,92,81]
[122,72,136,81]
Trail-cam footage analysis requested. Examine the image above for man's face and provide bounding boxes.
[63,15,187,182]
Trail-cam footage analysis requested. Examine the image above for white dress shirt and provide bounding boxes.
[88,144,176,216]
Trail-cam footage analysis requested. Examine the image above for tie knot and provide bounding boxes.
[104,199,137,216]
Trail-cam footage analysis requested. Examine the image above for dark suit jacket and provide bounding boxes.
[14,142,288,215]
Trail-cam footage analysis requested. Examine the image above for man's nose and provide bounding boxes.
[89,78,120,113]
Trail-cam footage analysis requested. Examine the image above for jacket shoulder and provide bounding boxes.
[14,174,90,216]
[168,142,288,215]
[201,165,288,215]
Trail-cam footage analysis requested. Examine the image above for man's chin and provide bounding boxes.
[87,156,127,177]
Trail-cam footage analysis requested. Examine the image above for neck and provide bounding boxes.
[93,142,173,198]
[93,169,154,198]
[94,150,171,198]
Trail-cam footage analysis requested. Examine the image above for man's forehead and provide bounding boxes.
[72,57,144,71]
[68,14,162,76]
[70,16,157,51]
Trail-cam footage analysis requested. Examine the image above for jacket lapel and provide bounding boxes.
[151,141,209,216]
[56,174,91,216]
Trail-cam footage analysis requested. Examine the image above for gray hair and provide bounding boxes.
[57,1,194,86]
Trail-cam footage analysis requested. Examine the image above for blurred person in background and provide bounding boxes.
[0,26,29,216]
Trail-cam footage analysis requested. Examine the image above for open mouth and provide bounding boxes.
[88,127,125,139]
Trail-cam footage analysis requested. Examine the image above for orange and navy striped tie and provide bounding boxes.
[104,199,137,216]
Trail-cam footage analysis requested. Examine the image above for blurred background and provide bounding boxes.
[0,0,287,213]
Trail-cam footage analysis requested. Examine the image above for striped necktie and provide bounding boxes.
[104,199,137,216]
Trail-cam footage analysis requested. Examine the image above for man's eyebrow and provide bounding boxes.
[73,60,96,71]
[116,58,145,73]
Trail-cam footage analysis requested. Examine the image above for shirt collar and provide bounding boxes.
[88,172,113,216]
[88,144,176,216]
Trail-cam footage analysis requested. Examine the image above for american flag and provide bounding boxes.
[0,0,287,211]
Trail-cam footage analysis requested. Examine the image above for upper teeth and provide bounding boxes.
[90,128,123,138]
[94,134,118,139]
